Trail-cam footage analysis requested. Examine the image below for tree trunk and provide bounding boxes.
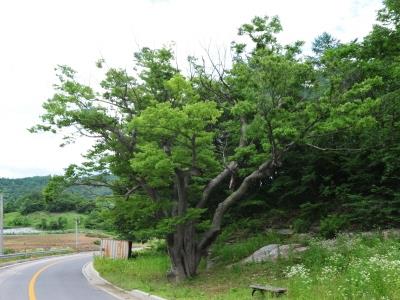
[166,222,202,282]
[198,154,285,253]
[167,170,202,282]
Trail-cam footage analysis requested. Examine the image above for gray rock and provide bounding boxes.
[293,233,314,242]
[206,255,220,270]
[274,229,294,235]
[241,244,308,264]
[383,229,400,239]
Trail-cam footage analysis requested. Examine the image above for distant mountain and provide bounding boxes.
[0,176,112,203]
[0,176,50,202]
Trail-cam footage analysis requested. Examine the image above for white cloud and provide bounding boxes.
[0,0,383,178]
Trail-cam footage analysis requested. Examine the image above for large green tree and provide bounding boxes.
[33,15,380,280]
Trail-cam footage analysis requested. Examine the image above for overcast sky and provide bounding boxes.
[0,0,383,178]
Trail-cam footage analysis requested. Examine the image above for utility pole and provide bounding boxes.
[75,217,79,252]
[0,194,3,256]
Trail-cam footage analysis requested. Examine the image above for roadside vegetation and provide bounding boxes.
[0,176,111,210]
[1,177,114,233]
[2,0,400,297]
[95,232,400,299]
[4,211,85,231]
[30,0,400,282]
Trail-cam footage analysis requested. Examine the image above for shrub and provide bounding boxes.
[57,216,68,230]
[49,220,60,230]
[293,218,312,233]
[147,239,167,253]
[19,192,46,215]
[85,232,110,238]
[12,215,31,227]
[36,216,68,230]
[4,248,15,254]
[319,214,348,239]
[36,218,48,230]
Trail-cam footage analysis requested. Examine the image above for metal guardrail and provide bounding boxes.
[0,249,71,260]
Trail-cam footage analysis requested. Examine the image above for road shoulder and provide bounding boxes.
[0,252,79,271]
[82,261,166,300]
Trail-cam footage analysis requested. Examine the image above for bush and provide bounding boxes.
[4,248,15,254]
[37,218,48,230]
[147,239,167,253]
[36,216,68,230]
[319,214,348,239]
[211,232,282,264]
[57,216,68,230]
[85,232,110,238]
[76,200,96,214]
[12,215,31,227]
[293,218,312,233]
[46,195,77,212]
[49,220,60,230]
[84,209,114,231]
[20,192,46,215]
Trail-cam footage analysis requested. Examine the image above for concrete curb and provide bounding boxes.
[130,289,167,300]
[83,261,167,300]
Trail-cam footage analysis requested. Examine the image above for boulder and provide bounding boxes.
[383,229,400,239]
[241,244,308,264]
[273,229,294,236]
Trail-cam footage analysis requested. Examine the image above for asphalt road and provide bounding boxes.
[0,253,118,300]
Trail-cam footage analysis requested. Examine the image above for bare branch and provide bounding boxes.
[305,143,361,152]
[198,141,295,251]
[198,158,276,251]
[125,185,141,198]
[72,181,113,188]
[197,161,238,209]
[203,46,232,91]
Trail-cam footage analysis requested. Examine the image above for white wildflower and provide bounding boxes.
[286,264,310,279]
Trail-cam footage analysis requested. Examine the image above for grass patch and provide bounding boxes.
[85,232,112,238]
[94,252,280,300]
[4,212,21,228]
[211,231,282,265]
[4,211,86,230]
[94,232,400,299]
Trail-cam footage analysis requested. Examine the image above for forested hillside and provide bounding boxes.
[0,176,112,213]
[0,176,49,202]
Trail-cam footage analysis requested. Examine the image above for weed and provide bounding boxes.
[94,233,400,299]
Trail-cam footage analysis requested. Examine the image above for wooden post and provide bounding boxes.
[75,217,79,252]
[128,241,133,258]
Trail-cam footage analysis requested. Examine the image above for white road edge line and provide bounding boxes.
[82,261,135,300]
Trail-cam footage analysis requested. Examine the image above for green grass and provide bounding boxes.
[94,232,400,299]
[4,212,20,227]
[211,232,283,265]
[4,211,86,230]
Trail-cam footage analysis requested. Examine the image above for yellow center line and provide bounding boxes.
[28,261,60,300]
